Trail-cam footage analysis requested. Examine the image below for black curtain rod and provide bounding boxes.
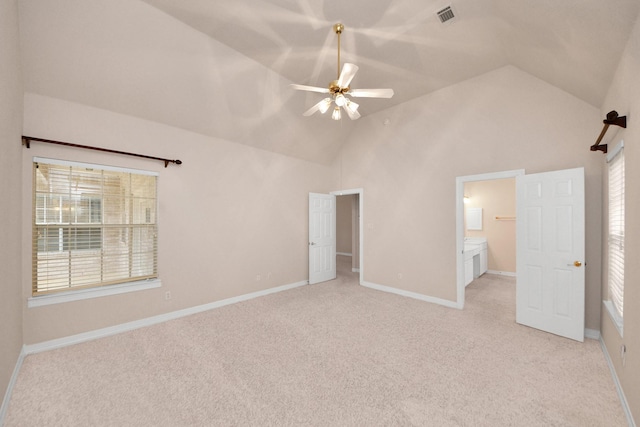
[22,136,182,168]
[590,110,627,154]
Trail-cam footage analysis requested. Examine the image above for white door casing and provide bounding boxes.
[516,167,585,342]
[309,193,336,285]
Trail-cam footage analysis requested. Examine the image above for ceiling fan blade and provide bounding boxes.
[344,105,361,120]
[349,88,394,98]
[290,84,330,94]
[337,63,359,88]
[303,98,332,116]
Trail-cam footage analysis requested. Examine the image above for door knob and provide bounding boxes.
[309,242,316,246]
[573,261,582,267]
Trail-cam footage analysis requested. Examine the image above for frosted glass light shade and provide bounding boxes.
[319,98,332,114]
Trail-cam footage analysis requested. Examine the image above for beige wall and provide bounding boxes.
[600,11,640,423]
[338,65,603,330]
[464,179,516,273]
[0,0,23,411]
[21,94,334,344]
[336,195,353,254]
[18,0,337,345]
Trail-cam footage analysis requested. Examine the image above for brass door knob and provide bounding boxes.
[574,261,582,267]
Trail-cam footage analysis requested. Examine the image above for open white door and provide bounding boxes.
[309,193,336,284]
[516,167,585,341]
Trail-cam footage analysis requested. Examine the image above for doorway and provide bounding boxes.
[331,188,363,285]
[455,170,524,308]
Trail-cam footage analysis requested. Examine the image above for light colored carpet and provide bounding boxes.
[5,256,627,426]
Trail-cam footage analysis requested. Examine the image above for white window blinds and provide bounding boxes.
[33,159,158,296]
[607,142,624,320]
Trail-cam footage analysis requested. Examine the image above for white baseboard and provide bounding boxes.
[599,337,636,427]
[0,345,26,426]
[361,281,461,309]
[336,252,352,257]
[584,328,600,340]
[486,270,516,277]
[24,280,308,355]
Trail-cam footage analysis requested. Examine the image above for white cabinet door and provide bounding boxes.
[464,259,473,286]
[480,247,488,275]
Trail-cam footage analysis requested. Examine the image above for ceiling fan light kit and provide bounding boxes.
[291,23,393,121]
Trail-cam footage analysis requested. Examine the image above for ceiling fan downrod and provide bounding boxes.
[334,23,344,81]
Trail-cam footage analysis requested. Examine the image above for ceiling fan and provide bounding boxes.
[291,23,394,121]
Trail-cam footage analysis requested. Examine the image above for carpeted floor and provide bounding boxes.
[5,256,627,426]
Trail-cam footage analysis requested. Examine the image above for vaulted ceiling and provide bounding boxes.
[19,0,640,165]
[142,0,640,114]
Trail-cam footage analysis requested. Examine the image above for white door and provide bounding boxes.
[309,193,336,284]
[516,167,585,342]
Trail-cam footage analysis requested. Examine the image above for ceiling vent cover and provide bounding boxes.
[437,6,456,23]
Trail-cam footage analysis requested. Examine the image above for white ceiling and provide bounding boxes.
[141,0,640,114]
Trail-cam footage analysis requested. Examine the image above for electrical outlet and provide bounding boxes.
[256,275,261,281]
[398,273,403,279]
[164,291,171,300]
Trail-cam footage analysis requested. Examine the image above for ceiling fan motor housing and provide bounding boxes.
[329,80,349,94]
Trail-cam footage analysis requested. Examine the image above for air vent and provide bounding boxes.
[437,6,456,23]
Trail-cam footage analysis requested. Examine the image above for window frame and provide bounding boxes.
[603,141,624,337]
[29,157,161,308]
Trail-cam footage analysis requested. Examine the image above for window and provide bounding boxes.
[36,195,102,251]
[605,141,624,335]
[33,158,158,296]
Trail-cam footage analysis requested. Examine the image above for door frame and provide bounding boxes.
[455,170,524,308]
[330,188,364,285]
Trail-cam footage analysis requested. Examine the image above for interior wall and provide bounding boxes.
[599,11,640,423]
[21,94,335,344]
[336,195,353,255]
[0,0,24,410]
[464,179,516,273]
[17,0,338,345]
[337,65,603,330]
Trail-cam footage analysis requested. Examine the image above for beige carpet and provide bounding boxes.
[5,256,627,426]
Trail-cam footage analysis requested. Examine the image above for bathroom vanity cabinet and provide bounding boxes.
[463,237,488,286]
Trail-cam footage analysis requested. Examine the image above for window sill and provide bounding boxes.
[603,300,624,337]
[28,279,162,308]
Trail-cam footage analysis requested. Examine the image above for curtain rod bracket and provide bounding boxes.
[590,110,627,154]
[22,136,182,167]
